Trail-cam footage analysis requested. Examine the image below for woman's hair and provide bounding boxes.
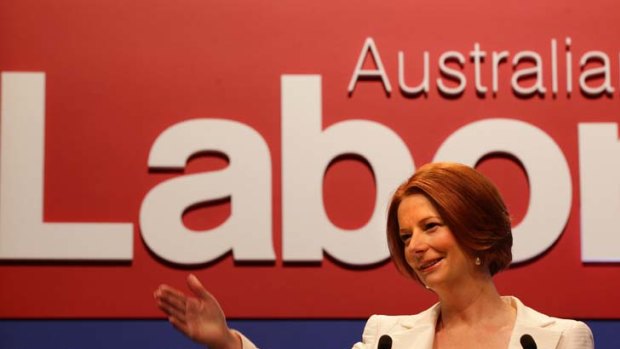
[386,162,513,283]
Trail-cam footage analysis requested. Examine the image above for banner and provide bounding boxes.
[1,0,619,318]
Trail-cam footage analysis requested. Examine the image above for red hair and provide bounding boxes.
[386,162,513,284]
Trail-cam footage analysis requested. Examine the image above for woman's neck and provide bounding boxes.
[435,275,511,329]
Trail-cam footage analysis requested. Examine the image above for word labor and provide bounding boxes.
[0,72,617,265]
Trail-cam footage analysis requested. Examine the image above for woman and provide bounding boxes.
[154,162,594,349]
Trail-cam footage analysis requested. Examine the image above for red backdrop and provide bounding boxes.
[0,0,619,319]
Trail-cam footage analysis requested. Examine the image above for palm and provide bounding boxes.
[183,292,226,342]
[154,274,239,349]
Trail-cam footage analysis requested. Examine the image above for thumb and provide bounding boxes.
[187,274,212,300]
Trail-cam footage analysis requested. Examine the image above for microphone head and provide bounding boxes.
[378,334,393,349]
[520,334,537,349]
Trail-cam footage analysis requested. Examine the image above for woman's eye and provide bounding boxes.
[399,234,411,243]
[425,222,440,231]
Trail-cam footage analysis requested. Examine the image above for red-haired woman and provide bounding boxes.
[154,162,594,349]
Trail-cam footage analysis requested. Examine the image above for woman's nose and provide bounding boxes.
[406,233,427,255]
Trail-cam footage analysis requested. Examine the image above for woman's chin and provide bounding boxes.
[421,274,444,290]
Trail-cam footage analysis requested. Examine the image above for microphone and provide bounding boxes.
[520,334,538,349]
[378,334,393,349]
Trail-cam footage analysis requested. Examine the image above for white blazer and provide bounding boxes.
[351,296,594,349]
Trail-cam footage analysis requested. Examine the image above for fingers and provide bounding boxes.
[158,299,188,323]
[185,275,227,323]
[168,315,191,337]
[154,275,222,323]
[154,285,189,320]
[155,285,187,308]
[154,276,230,346]
[187,274,214,301]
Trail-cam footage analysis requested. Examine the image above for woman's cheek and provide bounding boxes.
[404,252,416,269]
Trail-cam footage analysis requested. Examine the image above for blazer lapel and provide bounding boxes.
[390,303,440,349]
[390,324,435,349]
[507,297,563,349]
[385,297,563,349]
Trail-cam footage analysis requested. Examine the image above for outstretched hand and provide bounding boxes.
[154,274,241,349]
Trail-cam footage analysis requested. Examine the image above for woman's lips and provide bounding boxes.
[419,257,444,272]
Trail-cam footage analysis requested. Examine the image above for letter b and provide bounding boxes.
[281,75,414,265]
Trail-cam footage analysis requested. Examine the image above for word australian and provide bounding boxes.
[348,37,615,98]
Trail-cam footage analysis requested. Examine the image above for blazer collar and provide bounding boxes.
[508,296,563,349]
[390,302,440,349]
[386,296,562,349]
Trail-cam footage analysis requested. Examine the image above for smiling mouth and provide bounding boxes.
[419,258,444,271]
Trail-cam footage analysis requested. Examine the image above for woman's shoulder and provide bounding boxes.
[508,296,594,349]
[510,296,589,328]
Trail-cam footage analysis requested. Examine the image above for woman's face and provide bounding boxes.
[397,194,475,290]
